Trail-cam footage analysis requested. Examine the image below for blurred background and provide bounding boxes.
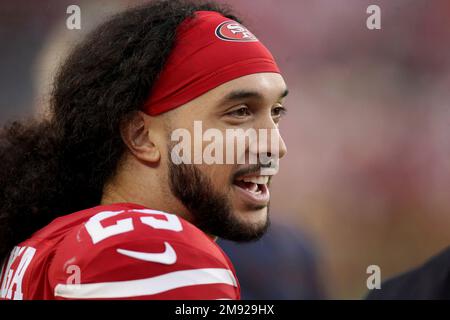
[1,0,449,299]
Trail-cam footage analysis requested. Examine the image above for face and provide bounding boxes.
[163,73,288,242]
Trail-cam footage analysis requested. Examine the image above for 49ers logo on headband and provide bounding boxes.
[215,21,258,42]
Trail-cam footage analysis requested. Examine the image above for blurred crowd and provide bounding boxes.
[1,0,449,298]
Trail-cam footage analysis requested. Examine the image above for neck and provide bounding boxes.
[100,159,217,242]
[101,187,218,242]
[101,179,189,221]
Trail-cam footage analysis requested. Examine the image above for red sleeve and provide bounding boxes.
[48,208,240,300]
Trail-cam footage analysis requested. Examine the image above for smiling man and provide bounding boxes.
[0,0,287,300]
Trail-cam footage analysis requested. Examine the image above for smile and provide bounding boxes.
[233,175,270,206]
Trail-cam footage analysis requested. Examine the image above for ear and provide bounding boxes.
[120,111,161,163]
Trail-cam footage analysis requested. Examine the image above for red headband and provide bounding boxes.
[142,10,281,116]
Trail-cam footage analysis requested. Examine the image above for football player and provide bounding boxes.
[0,0,288,300]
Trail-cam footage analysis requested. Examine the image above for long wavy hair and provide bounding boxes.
[0,0,240,262]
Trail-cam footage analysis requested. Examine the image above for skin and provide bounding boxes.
[101,72,288,240]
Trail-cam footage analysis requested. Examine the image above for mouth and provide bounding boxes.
[232,174,271,207]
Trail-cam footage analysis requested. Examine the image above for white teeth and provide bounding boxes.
[242,176,269,185]
[247,183,258,193]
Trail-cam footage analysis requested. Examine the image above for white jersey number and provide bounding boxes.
[85,209,183,244]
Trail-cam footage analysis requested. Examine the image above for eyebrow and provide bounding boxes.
[219,88,289,105]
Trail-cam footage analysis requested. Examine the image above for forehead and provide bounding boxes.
[175,73,287,112]
[211,73,287,102]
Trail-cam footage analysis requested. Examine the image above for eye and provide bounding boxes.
[227,105,252,118]
[272,105,287,119]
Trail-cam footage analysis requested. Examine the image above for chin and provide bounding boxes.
[234,205,269,229]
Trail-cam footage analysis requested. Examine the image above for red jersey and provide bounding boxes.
[0,203,240,300]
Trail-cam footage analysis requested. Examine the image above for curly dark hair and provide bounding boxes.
[0,0,240,262]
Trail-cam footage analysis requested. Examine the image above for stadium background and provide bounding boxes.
[0,0,449,299]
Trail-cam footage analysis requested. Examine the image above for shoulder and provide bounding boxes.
[48,204,239,300]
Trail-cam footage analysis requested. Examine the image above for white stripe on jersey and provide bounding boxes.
[54,268,237,299]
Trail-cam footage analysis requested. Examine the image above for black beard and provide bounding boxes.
[168,160,270,242]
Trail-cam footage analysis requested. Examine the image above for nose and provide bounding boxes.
[277,132,288,159]
[250,117,288,167]
[260,128,287,162]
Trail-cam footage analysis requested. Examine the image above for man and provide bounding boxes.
[0,0,288,300]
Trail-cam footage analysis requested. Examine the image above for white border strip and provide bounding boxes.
[55,268,237,299]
